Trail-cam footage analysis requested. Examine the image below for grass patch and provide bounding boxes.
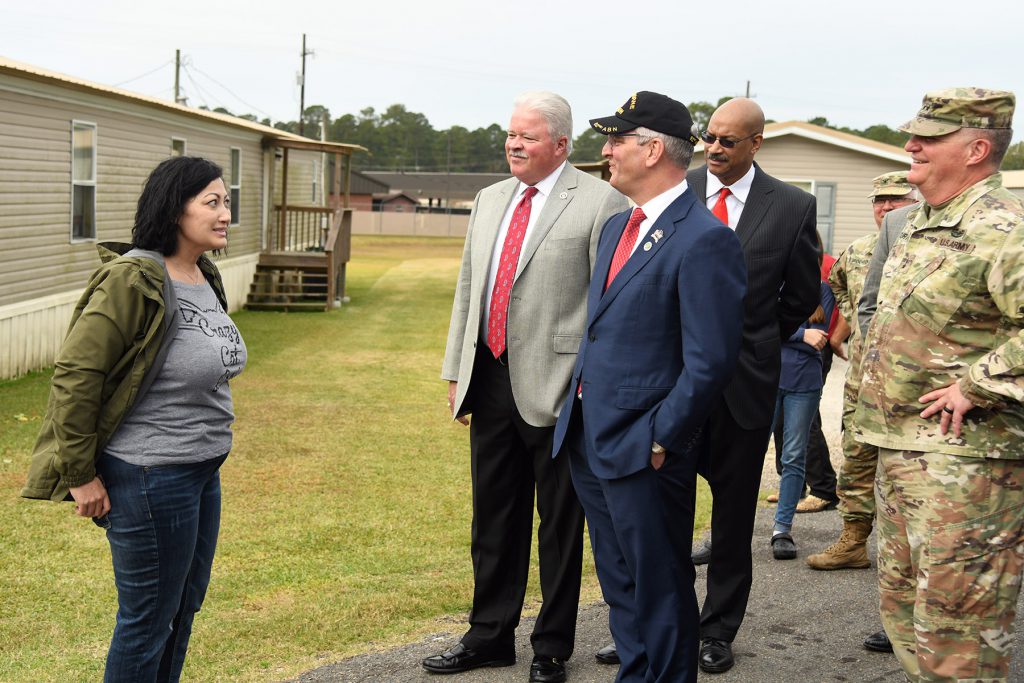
[1,235,712,681]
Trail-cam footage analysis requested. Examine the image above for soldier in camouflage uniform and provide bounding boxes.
[855,88,1024,682]
[808,172,918,573]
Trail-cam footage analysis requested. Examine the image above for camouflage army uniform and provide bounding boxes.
[856,173,1024,682]
[828,231,880,524]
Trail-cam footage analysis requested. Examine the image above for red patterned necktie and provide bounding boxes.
[605,207,647,290]
[487,186,539,358]
[712,187,731,225]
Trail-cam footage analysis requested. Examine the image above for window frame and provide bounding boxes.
[70,119,98,243]
[170,137,187,157]
[229,147,241,226]
[783,178,836,253]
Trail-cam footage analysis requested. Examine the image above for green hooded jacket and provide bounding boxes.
[21,242,227,502]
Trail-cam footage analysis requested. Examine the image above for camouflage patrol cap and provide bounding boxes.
[867,171,915,199]
[900,87,1015,137]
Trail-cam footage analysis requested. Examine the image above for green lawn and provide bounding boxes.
[0,236,712,681]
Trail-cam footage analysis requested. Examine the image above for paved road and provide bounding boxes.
[293,357,1024,682]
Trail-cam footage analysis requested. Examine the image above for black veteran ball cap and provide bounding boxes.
[590,91,700,145]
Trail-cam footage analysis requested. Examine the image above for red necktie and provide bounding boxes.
[487,186,539,358]
[712,187,731,226]
[605,207,647,290]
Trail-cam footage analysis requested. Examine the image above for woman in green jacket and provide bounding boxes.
[23,156,246,682]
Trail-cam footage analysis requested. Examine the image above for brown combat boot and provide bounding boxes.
[806,518,872,570]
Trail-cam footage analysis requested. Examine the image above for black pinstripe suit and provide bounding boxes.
[688,162,820,642]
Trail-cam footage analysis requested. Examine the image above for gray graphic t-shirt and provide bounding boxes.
[105,280,247,465]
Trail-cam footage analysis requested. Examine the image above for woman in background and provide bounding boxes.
[22,156,246,682]
[769,250,834,561]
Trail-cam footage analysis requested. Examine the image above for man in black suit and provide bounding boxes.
[593,97,819,674]
[689,98,819,673]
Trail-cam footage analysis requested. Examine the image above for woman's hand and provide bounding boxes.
[802,328,828,351]
[69,477,110,518]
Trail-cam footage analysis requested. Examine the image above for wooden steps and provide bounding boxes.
[245,251,332,312]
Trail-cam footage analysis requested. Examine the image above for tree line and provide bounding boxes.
[203,100,1024,172]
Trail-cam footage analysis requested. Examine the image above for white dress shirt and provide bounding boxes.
[482,160,567,331]
[623,179,689,257]
[704,164,756,230]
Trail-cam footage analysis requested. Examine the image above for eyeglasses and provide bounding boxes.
[607,133,651,148]
[699,130,758,148]
[871,196,913,206]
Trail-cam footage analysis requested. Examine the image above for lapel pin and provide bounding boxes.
[559,191,568,199]
[652,229,664,243]
[643,242,652,252]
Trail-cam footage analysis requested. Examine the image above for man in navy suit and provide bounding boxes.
[552,92,747,683]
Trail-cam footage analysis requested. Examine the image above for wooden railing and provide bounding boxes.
[325,208,353,305]
[271,205,336,252]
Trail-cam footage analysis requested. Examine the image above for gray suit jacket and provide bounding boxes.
[441,163,628,427]
[856,203,919,338]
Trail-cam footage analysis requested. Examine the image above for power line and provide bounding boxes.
[113,60,173,87]
[187,63,276,120]
[181,65,215,110]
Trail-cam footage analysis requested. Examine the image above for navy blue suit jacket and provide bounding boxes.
[552,187,747,479]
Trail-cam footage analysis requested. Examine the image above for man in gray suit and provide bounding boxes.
[424,91,627,683]
[857,203,917,338]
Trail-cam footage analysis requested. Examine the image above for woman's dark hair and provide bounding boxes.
[132,156,223,256]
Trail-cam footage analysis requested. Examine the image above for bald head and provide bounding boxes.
[704,98,766,185]
[712,98,765,134]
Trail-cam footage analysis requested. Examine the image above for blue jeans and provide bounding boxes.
[770,389,820,533]
[95,454,227,683]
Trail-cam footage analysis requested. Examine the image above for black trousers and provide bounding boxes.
[772,346,838,502]
[697,397,773,643]
[461,348,585,660]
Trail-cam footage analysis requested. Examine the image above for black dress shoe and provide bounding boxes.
[771,532,797,560]
[421,642,515,674]
[692,539,712,565]
[699,637,734,674]
[530,655,566,683]
[863,629,894,653]
[595,643,619,664]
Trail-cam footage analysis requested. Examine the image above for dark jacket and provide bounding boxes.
[21,243,226,502]
[687,163,820,429]
[779,281,835,392]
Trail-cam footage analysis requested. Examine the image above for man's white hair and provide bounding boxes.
[514,91,573,155]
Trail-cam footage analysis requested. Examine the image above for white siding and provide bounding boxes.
[0,73,267,308]
[0,253,259,379]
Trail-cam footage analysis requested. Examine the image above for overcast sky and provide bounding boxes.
[3,0,1022,141]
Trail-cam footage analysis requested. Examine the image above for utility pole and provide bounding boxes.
[174,49,185,105]
[298,34,314,136]
[746,80,751,98]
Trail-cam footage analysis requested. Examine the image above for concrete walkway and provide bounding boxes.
[293,357,1024,682]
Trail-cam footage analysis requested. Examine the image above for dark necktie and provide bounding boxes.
[487,186,539,358]
[605,207,647,290]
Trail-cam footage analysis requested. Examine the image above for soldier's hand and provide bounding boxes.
[829,335,848,360]
[919,383,974,438]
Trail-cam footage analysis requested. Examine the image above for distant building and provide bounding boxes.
[374,192,420,212]
[363,171,510,211]
[1002,169,1024,200]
